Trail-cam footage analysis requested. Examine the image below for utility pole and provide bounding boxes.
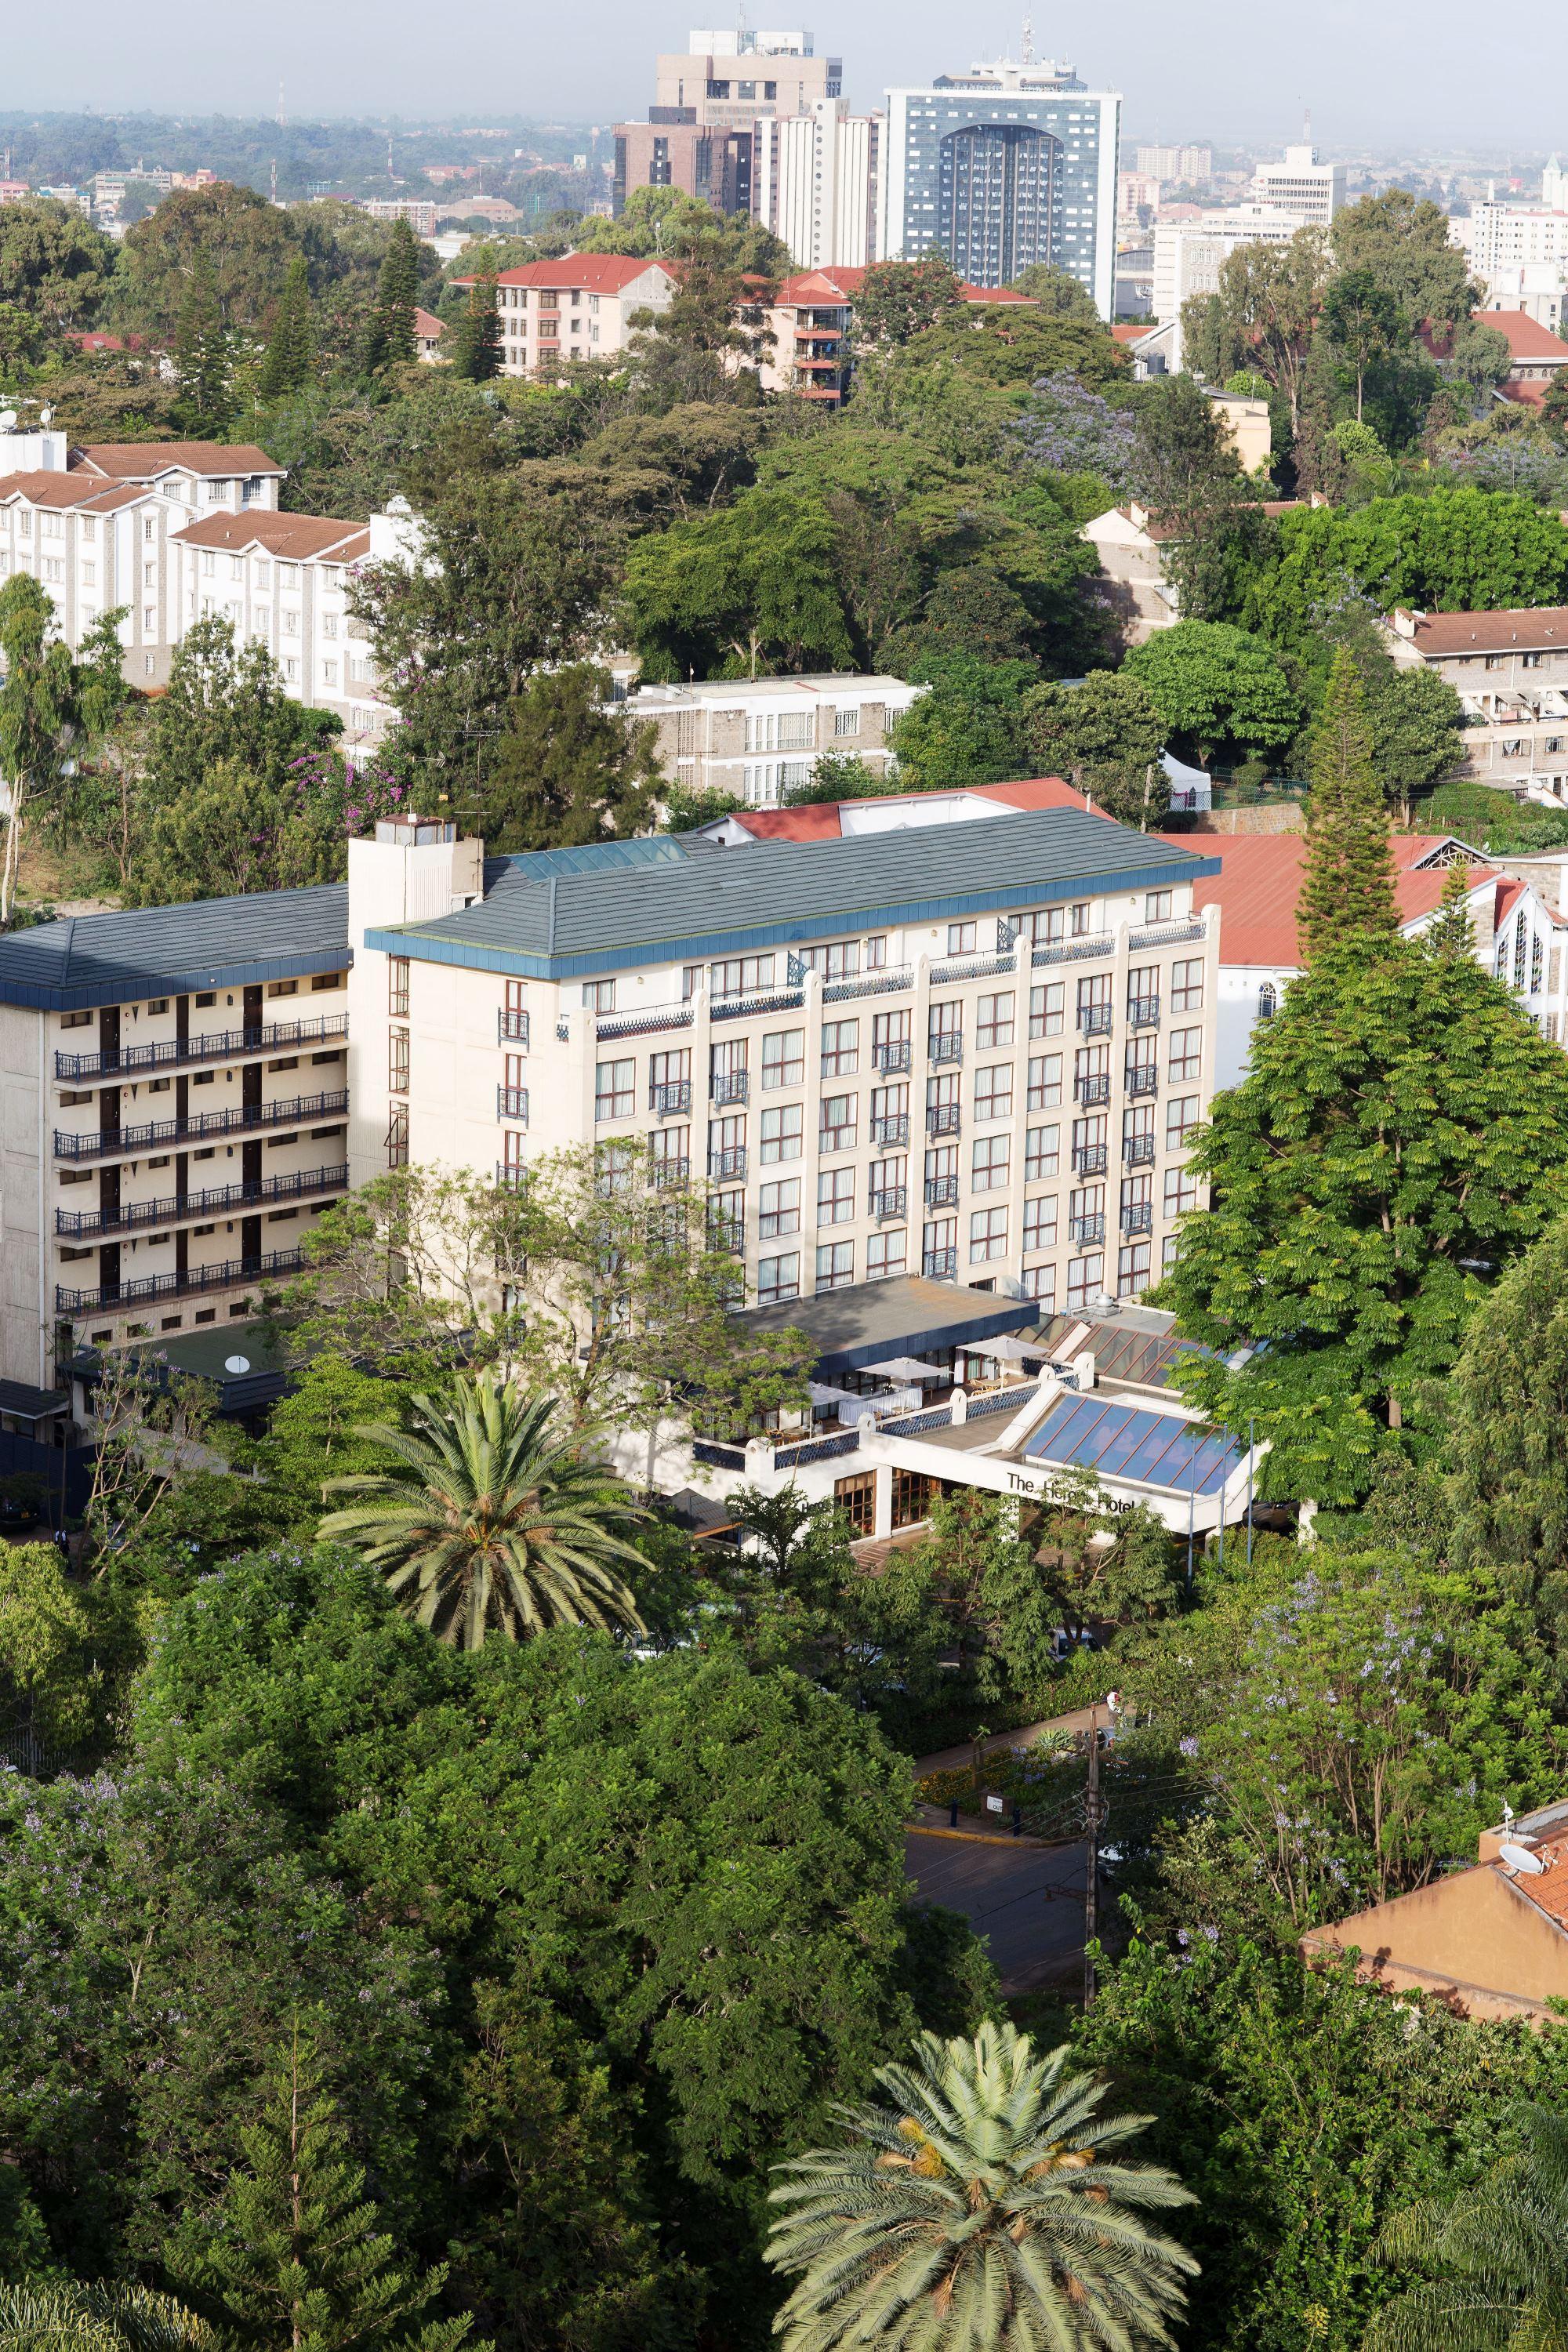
[1083,1701,1101,2009]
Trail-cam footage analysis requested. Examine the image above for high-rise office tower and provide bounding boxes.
[755,98,881,267]
[880,55,1121,310]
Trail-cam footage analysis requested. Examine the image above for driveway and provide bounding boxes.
[906,1828,1087,1994]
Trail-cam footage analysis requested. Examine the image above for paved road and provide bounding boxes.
[906,1830,1087,1994]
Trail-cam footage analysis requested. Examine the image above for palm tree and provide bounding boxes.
[318,1374,648,1649]
[1366,2102,1568,2352]
[0,2283,209,2352]
[766,2020,1198,2352]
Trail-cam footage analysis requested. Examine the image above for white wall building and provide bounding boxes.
[755,100,881,268]
[626,673,927,806]
[453,253,676,377]
[1250,143,1346,226]
[1152,207,1315,358]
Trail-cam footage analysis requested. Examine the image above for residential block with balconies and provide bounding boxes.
[624,672,927,805]
[1384,605,1568,800]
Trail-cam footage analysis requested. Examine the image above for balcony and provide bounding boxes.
[1073,1075,1111,1107]
[870,1114,910,1146]
[1121,1203,1154,1236]
[1123,1134,1156,1167]
[1072,1145,1109,1176]
[709,1147,747,1181]
[869,1187,907,1221]
[923,1248,957,1280]
[54,1012,347,1084]
[55,1162,347,1240]
[1129,918,1206,951]
[495,1162,527,1188]
[651,1156,691,1189]
[650,1081,692,1116]
[822,967,913,1004]
[1076,1004,1113,1036]
[711,1071,750,1106]
[926,1103,961,1137]
[873,1039,913,1074]
[56,1244,307,1317]
[596,1006,693,1043]
[496,1086,529,1123]
[1125,1067,1159,1099]
[498,1009,530,1046]
[924,1175,959,1207]
[1033,934,1114,969]
[53,1089,349,1162]
[928,1033,964,1065]
[1127,996,1161,1029]
[1068,1214,1106,1245]
[711,987,804,1023]
[931,952,1016,985]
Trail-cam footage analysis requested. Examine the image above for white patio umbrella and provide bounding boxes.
[865,1354,946,1381]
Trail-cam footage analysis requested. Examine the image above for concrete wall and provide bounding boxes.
[1305,1864,1568,2021]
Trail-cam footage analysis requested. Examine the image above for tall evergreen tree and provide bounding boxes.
[450,274,501,383]
[1298,644,1398,960]
[362,220,420,375]
[179,2025,475,2352]
[260,253,315,401]
[1425,861,1475,961]
[173,252,231,430]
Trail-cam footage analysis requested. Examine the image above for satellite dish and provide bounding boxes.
[38,406,53,428]
[0,411,15,434]
[223,1354,252,1374]
[1501,1842,1546,1876]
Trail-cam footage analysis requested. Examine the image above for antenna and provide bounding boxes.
[1022,10,1034,64]
[276,78,285,128]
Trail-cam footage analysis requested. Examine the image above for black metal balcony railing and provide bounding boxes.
[869,1187,907,1221]
[1122,1203,1154,1236]
[1076,1004,1113,1036]
[926,1103,961,1137]
[55,1013,347,1084]
[709,1148,747,1181]
[57,1245,307,1317]
[56,1163,348,1240]
[711,1072,749,1107]
[498,1009,530,1046]
[651,1081,692,1116]
[870,1114,910,1146]
[1069,1214,1107,1245]
[1074,1075,1111,1107]
[872,1039,912,1073]
[924,1247,957,1280]
[924,1175,959,1207]
[53,1090,349,1163]
[496,1086,529,1123]
[1123,1134,1156,1167]
[651,1156,691,1189]
[928,1033,964,1065]
[1127,996,1161,1029]
[495,1162,527,1189]
[1072,1145,1109,1176]
[1126,1067,1159,1099]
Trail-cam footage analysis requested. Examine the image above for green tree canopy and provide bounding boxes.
[1298,647,1399,958]
[259,250,315,400]
[466,663,662,849]
[884,655,1036,790]
[1247,488,1568,646]
[1022,670,1169,826]
[361,216,420,374]
[619,485,855,681]
[851,256,966,346]
[120,181,300,336]
[1123,621,1301,767]
[1128,374,1268,621]
[1332,188,1479,327]
[0,198,115,329]
[1009,262,1102,319]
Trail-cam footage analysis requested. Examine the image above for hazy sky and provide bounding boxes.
[9,0,1568,156]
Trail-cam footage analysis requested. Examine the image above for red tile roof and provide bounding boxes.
[0,470,151,514]
[169,511,368,560]
[74,441,284,481]
[455,252,675,293]
[1156,831,1500,966]
[413,307,445,338]
[723,777,1096,842]
[773,265,1036,307]
[1397,605,1568,657]
[1475,308,1568,365]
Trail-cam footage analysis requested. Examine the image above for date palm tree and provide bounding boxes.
[0,2283,209,2352]
[1367,2101,1568,2352]
[318,1374,648,1649]
[766,2019,1198,2352]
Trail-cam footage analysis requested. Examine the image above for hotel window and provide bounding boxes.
[975,1065,1012,1123]
[1118,1240,1152,1298]
[386,1105,409,1168]
[867,1228,906,1280]
[1164,1166,1200,1218]
[818,1167,855,1225]
[1027,1054,1062,1111]
[976,992,1014,1048]
[757,1253,800,1305]
[820,1019,859,1076]
[760,1103,803,1163]
[388,956,409,1017]
[816,1240,855,1293]
[759,1178,800,1240]
[762,1028,805,1089]
[891,1467,940,1530]
[833,706,861,735]
[1066,1252,1104,1308]
[1024,1194,1058,1253]
[1145,889,1174,922]
[1029,982,1065,1038]
[594,1058,634,1121]
[582,978,615,1013]
[649,1126,689,1178]
[946,922,977,956]
[1167,1094,1201,1149]
[1171,957,1205,1011]
[1022,1263,1057,1307]
[833,1469,876,1534]
[972,1135,1009,1192]
[388,1029,409,1093]
[1025,1123,1060,1181]
[797,940,862,979]
[710,953,775,996]
[1534,932,1545,993]
[969,1207,1008,1264]
[1168,1027,1202,1083]
[820,1092,858,1152]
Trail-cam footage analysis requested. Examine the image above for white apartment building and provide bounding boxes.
[1383,606,1568,800]
[1461,201,1568,277]
[1135,145,1212,184]
[453,254,676,376]
[625,673,927,804]
[754,100,881,269]
[1152,207,1314,354]
[1250,143,1345,226]
[0,890,352,1389]
[346,800,1221,1331]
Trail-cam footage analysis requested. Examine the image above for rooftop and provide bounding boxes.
[1022,1391,1243,1496]
[455,252,675,293]
[733,1273,1039,1377]
[774,264,1036,306]
[0,884,348,1012]
[1156,831,1498,967]
[628,672,913,708]
[1392,605,1568,658]
[169,512,368,559]
[712,778,1098,845]
[1474,308,1568,365]
[73,441,285,481]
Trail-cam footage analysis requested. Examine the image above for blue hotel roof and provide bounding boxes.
[1023,1392,1242,1498]
[0,885,349,1012]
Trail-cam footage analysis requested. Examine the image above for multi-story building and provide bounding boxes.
[346,800,1220,1324]
[1461,201,1568,279]
[760,267,1034,402]
[880,56,1121,311]
[0,890,352,1389]
[1472,307,1568,405]
[1478,263,1565,333]
[754,101,882,268]
[1134,144,1211,184]
[1152,206,1314,356]
[359,198,438,238]
[452,254,676,376]
[1384,605,1568,799]
[618,26,844,225]
[1250,143,1345,226]
[613,120,757,219]
[655,26,840,123]
[624,672,927,801]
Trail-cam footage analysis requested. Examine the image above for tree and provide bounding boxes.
[619,487,855,682]
[141,615,336,809]
[1009,262,1102,319]
[1368,2103,1568,2352]
[627,224,773,408]
[362,218,420,374]
[1543,369,1568,445]
[0,1543,118,1760]
[766,2020,1198,2351]
[1359,659,1466,805]
[172,251,232,432]
[318,1377,648,1650]
[0,573,77,925]
[884,655,1036,790]
[1160,934,1568,1494]
[1022,670,1168,827]
[180,2025,474,2352]
[468,664,662,850]
[1128,374,1266,621]
[851,257,965,347]
[119,182,299,337]
[1207,227,1332,435]
[1447,1210,1568,1623]
[0,2285,209,2352]
[1123,622,1300,768]
[1321,268,1406,423]
[260,252,315,400]
[127,757,344,906]
[449,274,502,384]
[1298,648,1398,959]
[0,199,114,331]
[1333,189,1479,328]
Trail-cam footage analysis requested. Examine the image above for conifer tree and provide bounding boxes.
[362,220,420,375]
[180,2024,477,2352]
[450,274,501,383]
[1298,644,1399,960]
[1426,860,1475,961]
[174,252,232,430]
[260,254,315,401]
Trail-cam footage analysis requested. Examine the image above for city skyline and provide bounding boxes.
[8,0,1568,152]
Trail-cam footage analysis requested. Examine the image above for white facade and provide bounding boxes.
[1461,202,1568,274]
[756,101,880,269]
[1250,145,1346,226]
[466,256,677,378]
[626,673,927,806]
[1152,207,1314,347]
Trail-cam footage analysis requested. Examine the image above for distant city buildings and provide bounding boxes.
[1250,141,1345,226]
[1134,143,1212,183]
[360,197,438,238]
[1461,198,1568,328]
